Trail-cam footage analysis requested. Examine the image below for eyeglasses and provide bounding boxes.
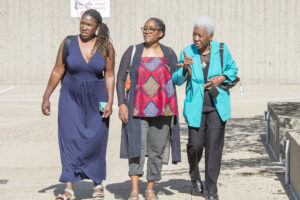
[141,27,160,33]
[193,33,208,39]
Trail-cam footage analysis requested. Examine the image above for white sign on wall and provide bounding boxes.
[71,0,110,18]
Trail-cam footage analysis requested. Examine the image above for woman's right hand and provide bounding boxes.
[119,104,129,123]
[41,38,67,117]
[177,50,193,79]
[41,99,51,116]
[183,50,194,69]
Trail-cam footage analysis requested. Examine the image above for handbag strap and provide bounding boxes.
[219,42,243,94]
[127,45,136,76]
[124,45,136,99]
[219,42,224,73]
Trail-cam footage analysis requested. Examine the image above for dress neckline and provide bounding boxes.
[77,35,97,65]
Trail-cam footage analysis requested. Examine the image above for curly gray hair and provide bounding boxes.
[194,15,215,35]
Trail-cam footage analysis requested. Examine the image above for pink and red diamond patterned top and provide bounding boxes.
[133,57,178,117]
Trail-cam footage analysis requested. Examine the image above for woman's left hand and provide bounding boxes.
[102,103,113,118]
[204,75,227,88]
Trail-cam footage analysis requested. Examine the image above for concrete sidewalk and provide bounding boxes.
[1,84,299,200]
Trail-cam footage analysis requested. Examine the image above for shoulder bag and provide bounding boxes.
[219,43,240,90]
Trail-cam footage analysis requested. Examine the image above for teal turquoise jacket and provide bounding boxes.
[172,41,238,127]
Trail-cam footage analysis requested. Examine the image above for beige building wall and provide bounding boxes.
[0,0,300,84]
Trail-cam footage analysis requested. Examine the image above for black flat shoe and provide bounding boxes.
[206,191,219,200]
[191,180,204,195]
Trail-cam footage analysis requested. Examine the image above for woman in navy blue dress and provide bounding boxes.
[41,9,115,200]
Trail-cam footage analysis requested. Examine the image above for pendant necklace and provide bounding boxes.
[201,53,210,69]
[200,45,211,69]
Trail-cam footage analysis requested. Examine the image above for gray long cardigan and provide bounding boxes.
[116,43,181,164]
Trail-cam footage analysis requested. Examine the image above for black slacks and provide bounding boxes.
[187,106,226,193]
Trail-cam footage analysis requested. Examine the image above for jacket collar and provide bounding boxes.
[211,40,219,55]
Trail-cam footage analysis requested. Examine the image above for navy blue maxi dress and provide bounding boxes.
[58,36,109,185]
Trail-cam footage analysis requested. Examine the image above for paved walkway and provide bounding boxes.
[1,84,299,199]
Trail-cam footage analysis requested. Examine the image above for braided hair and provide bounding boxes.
[82,9,110,59]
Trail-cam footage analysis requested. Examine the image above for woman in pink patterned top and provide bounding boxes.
[133,56,178,117]
[117,18,181,200]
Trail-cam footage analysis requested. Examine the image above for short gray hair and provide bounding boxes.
[194,15,215,35]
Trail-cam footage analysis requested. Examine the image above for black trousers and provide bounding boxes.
[187,106,226,193]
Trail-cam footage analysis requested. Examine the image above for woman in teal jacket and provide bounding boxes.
[172,15,238,200]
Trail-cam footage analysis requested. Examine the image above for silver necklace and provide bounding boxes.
[200,53,210,68]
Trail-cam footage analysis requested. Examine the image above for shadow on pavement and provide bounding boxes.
[275,172,295,200]
[180,115,290,198]
[39,115,290,199]
[106,178,200,199]
[180,115,278,171]
[221,116,281,170]
[38,181,94,199]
